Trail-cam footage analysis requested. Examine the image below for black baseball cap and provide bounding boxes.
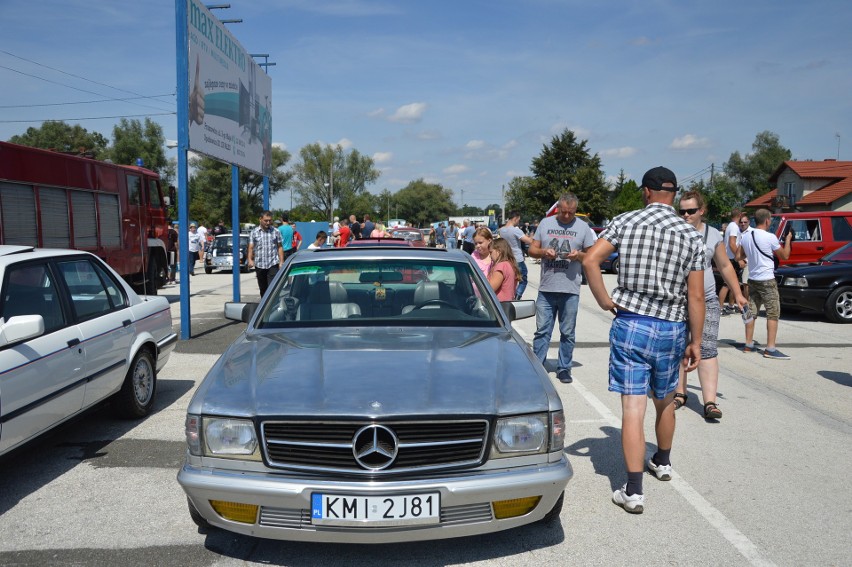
[641,166,678,191]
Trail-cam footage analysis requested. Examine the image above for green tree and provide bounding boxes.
[106,118,167,172]
[291,143,381,223]
[505,176,541,222]
[394,179,457,227]
[609,170,643,217]
[724,131,792,200]
[529,129,609,222]
[688,175,741,226]
[188,145,291,225]
[8,121,108,157]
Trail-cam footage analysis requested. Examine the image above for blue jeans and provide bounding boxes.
[516,261,528,299]
[534,291,579,372]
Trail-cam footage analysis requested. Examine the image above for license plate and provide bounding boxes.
[214,258,231,267]
[311,492,440,526]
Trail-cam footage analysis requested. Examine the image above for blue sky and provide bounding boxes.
[2,0,850,212]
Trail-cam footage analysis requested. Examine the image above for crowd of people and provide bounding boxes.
[172,174,796,517]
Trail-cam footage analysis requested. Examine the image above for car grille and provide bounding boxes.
[259,502,493,530]
[261,419,489,474]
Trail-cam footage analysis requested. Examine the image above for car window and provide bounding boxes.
[786,219,820,242]
[256,259,500,328]
[57,259,126,321]
[831,217,852,242]
[0,262,66,333]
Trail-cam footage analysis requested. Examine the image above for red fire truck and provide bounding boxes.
[0,141,171,294]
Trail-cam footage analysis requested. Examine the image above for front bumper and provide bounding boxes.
[177,455,572,543]
[778,287,828,313]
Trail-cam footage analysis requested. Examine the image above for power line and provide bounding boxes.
[0,112,176,124]
[0,49,175,112]
[0,93,175,109]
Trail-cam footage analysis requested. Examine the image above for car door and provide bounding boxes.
[55,257,134,409]
[0,260,85,455]
[783,217,823,264]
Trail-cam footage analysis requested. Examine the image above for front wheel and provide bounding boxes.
[611,257,620,275]
[539,492,564,524]
[113,349,157,418]
[204,267,213,274]
[187,498,211,530]
[825,286,852,323]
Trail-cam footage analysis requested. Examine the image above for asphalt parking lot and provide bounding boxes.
[1,260,850,566]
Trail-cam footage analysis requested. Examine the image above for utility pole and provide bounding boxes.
[460,189,464,215]
[710,163,714,189]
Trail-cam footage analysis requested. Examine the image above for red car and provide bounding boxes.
[346,238,413,247]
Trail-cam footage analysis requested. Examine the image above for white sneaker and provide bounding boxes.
[647,459,672,481]
[612,484,644,514]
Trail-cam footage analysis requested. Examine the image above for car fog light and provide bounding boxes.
[492,496,542,519]
[210,500,259,524]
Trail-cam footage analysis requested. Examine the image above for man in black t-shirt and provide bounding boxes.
[349,214,362,239]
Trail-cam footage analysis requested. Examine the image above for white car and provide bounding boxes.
[0,246,177,457]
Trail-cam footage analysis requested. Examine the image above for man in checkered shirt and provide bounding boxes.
[583,166,705,514]
[248,210,285,297]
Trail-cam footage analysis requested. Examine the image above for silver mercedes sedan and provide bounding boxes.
[177,246,571,543]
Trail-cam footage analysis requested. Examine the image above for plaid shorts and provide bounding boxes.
[609,314,687,399]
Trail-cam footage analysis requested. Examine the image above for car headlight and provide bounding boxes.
[782,276,808,288]
[491,414,549,457]
[201,417,261,460]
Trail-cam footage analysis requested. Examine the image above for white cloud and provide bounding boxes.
[389,102,427,124]
[373,151,393,164]
[465,140,486,150]
[502,140,518,150]
[601,146,638,158]
[443,164,469,175]
[335,138,354,150]
[670,134,712,150]
[272,142,287,150]
[416,130,441,141]
[367,108,385,118]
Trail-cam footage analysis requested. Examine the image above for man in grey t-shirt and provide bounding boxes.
[528,193,597,383]
[498,211,533,299]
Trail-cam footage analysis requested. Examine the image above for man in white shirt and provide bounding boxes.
[736,208,792,359]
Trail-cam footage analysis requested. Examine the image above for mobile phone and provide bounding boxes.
[741,305,754,324]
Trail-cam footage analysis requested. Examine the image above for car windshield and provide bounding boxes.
[823,242,852,263]
[256,257,501,328]
[212,235,247,253]
[392,230,422,241]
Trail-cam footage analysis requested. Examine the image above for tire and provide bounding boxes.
[611,257,620,275]
[539,492,564,524]
[825,286,852,324]
[187,498,212,530]
[113,349,157,418]
[204,267,213,274]
[141,256,159,295]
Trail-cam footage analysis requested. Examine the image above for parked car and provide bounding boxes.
[776,241,852,323]
[600,251,620,274]
[0,246,177,457]
[178,247,571,543]
[390,227,427,247]
[204,233,250,274]
[769,211,852,266]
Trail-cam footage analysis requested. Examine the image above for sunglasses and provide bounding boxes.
[679,208,699,216]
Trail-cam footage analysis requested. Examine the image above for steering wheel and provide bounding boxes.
[413,299,459,310]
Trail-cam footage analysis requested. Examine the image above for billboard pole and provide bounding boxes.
[232,164,241,301]
[175,0,191,340]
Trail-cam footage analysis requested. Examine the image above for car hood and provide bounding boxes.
[777,260,849,275]
[191,327,555,418]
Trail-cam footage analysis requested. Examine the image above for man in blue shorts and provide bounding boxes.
[583,166,705,514]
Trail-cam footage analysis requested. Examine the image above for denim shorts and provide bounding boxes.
[609,314,687,399]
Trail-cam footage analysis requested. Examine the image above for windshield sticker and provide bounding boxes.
[289,266,321,275]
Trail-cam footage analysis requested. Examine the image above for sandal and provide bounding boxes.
[673,392,688,410]
[703,401,723,419]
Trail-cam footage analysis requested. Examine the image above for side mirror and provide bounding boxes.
[500,300,536,322]
[0,315,45,347]
[224,302,258,324]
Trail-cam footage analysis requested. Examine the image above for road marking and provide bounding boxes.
[570,377,777,567]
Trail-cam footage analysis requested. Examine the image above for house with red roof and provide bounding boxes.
[745,159,852,212]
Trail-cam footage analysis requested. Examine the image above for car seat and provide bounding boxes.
[298,281,361,320]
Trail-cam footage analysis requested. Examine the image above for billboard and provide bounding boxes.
[186,0,272,175]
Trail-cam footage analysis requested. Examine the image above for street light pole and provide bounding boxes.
[328,163,334,226]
